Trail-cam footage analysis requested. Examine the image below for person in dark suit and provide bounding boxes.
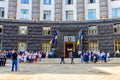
[60,54,65,64]
[3,53,6,66]
[70,50,75,64]
[11,50,18,72]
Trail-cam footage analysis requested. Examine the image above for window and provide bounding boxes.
[44,0,51,5]
[113,24,120,33]
[18,41,27,51]
[88,0,96,3]
[115,40,120,52]
[112,8,120,18]
[43,10,51,20]
[0,25,3,34]
[43,27,51,35]
[66,11,73,21]
[42,42,51,53]
[66,0,73,4]
[0,40,2,50]
[0,7,5,18]
[88,25,97,35]
[20,9,29,20]
[18,26,28,35]
[21,0,29,4]
[88,9,96,20]
[89,41,98,51]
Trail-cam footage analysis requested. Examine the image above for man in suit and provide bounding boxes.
[60,54,65,64]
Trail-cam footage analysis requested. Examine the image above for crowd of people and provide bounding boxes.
[17,50,55,63]
[60,50,110,64]
[0,49,55,66]
[0,51,6,66]
[77,50,110,63]
[0,49,55,71]
[0,49,111,71]
[0,49,111,65]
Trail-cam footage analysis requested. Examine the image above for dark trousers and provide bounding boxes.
[104,57,107,63]
[0,60,1,66]
[1,60,3,66]
[71,57,74,64]
[60,59,65,64]
[11,60,18,71]
[3,58,6,66]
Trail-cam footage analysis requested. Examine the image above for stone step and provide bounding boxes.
[6,58,120,64]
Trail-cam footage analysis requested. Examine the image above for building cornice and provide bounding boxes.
[0,18,120,25]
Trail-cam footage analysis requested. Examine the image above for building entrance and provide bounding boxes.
[64,42,75,58]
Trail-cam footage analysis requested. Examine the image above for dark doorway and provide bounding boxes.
[64,42,75,58]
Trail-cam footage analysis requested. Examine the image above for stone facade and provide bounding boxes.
[0,19,120,57]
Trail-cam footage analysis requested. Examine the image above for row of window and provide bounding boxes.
[0,40,51,52]
[18,26,51,35]
[0,40,120,53]
[1,8,120,20]
[0,24,120,35]
[0,25,51,35]
[88,8,120,20]
[0,0,119,4]
[21,0,73,5]
[88,24,120,35]
[20,0,120,4]
[21,10,74,21]
[18,41,50,53]
[89,40,120,52]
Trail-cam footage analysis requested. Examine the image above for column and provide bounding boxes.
[8,0,17,19]
[99,0,108,19]
[77,0,85,21]
[55,0,62,21]
[32,0,40,21]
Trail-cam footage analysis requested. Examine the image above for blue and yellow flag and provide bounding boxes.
[54,32,58,40]
[77,40,80,45]
[50,32,58,45]
[77,30,83,46]
[49,39,52,44]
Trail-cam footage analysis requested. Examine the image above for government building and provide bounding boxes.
[0,0,120,57]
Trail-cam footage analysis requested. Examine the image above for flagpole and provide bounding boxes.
[81,29,83,51]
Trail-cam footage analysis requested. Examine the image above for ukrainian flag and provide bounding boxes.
[77,30,83,46]
[50,39,52,44]
[53,32,57,40]
[50,32,58,45]
[77,40,80,45]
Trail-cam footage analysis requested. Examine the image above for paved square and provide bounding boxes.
[0,62,120,80]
